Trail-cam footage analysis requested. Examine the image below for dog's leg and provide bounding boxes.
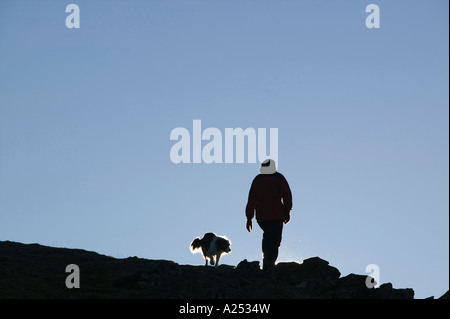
[204,257,208,266]
[215,253,221,267]
[210,256,215,266]
[206,252,215,265]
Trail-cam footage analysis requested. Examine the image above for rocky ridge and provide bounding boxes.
[0,241,447,299]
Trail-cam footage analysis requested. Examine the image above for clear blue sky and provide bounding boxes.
[0,0,448,298]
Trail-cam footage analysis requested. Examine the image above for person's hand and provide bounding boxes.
[246,219,253,233]
[284,211,291,224]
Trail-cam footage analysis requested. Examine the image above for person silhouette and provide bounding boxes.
[245,159,293,270]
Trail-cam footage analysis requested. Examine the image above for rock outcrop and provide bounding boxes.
[0,241,428,299]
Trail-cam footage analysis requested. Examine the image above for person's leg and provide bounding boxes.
[265,221,283,268]
[258,220,284,270]
[258,221,269,268]
[269,220,283,263]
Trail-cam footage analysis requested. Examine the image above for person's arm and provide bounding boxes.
[280,175,293,223]
[245,179,257,232]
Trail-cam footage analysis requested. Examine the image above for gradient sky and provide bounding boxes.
[0,0,448,299]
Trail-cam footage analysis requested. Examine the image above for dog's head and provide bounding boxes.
[216,237,231,253]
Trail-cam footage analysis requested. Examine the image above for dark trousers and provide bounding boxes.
[257,220,284,269]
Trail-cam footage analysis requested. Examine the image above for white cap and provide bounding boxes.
[260,159,276,174]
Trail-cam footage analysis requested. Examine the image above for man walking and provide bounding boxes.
[245,159,293,270]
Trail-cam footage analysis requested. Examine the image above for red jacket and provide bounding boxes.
[245,172,293,222]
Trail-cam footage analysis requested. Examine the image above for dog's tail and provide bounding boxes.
[190,238,202,253]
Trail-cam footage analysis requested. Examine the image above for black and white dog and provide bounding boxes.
[190,232,231,266]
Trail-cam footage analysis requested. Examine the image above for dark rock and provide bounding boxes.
[439,290,449,299]
[0,240,421,299]
[235,259,261,272]
[374,283,414,299]
[296,277,335,298]
[333,275,414,299]
[334,273,374,298]
[272,257,340,286]
[299,256,341,282]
